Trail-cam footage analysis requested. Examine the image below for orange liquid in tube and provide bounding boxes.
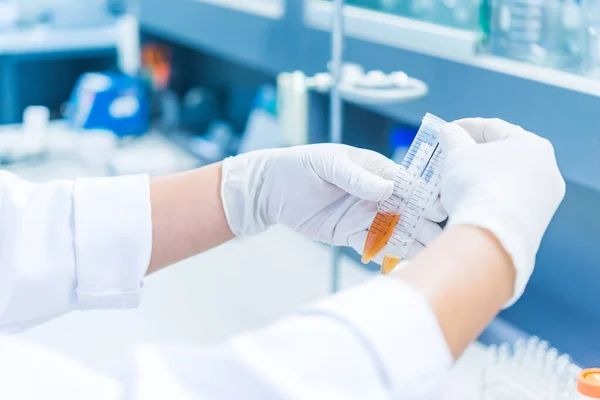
[361,211,401,263]
[381,255,401,275]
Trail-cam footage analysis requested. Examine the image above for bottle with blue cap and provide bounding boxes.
[390,125,417,165]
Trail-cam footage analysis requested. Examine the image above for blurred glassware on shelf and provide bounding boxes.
[557,0,583,70]
[343,0,600,76]
[488,0,547,63]
[349,0,481,29]
[582,0,600,77]
[188,120,237,163]
[181,87,220,135]
[49,0,114,28]
[239,84,281,153]
[0,0,19,30]
[379,0,411,16]
[410,0,437,22]
[9,0,137,28]
[482,0,594,74]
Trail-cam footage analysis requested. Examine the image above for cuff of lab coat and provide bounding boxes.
[310,276,453,397]
[72,175,152,310]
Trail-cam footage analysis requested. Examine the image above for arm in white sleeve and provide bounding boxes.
[0,171,152,333]
[222,276,454,399]
[0,276,453,399]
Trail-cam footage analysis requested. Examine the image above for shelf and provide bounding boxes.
[141,0,291,75]
[139,0,600,191]
[0,24,119,55]
[196,0,285,18]
[305,0,478,63]
[305,0,600,98]
[300,1,600,192]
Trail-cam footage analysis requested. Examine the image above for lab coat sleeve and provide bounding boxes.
[0,277,453,399]
[0,171,152,333]
[120,276,454,399]
[222,276,454,399]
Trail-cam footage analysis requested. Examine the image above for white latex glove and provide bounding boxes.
[439,118,566,307]
[221,144,446,260]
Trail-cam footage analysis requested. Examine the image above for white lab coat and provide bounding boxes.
[0,171,453,399]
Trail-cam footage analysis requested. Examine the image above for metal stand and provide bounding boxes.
[330,0,344,293]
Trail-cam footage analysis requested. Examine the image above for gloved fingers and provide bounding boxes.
[454,118,526,143]
[347,147,399,181]
[422,196,447,222]
[415,219,443,246]
[333,154,394,202]
[439,123,477,155]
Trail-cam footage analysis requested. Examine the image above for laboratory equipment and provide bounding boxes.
[65,72,149,137]
[390,126,417,164]
[65,14,149,137]
[582,0,600,77]
[379,0,411,16]
[181,87,219,134]
[188,120,237,162]
[50,0,114,28]
[0,1,18,29]
[117,14,141,77]
[14,0,116,28]
[481,337,589,400]
[410,0,437,22]
[277,71,309,146]
[280,64,428,108]
[577,369,600,399]
[294,0,429,291]
[238,85,281,153]
[362,113,445,273]
[559,0,582,70]
[488,0,547,63]
[0,106,50,164]
[485,0,581,67]
[436,0,481,30]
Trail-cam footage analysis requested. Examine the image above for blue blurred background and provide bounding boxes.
[0,0,598,372]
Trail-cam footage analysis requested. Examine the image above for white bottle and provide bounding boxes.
[277,71,308,147]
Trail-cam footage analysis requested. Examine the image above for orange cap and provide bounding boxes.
[578,369,600,398]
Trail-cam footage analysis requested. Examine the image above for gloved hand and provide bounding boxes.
[221,144,446,261]
[439,118,566,306]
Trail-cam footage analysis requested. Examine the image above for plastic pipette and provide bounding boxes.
[362,113,445,273]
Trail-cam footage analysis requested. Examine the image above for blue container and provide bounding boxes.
[66,72,150,137]
[390,126,417,164]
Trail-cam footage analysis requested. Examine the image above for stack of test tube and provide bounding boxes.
[482,337,581,400]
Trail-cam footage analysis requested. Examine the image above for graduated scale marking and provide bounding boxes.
[362,113,445,274]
